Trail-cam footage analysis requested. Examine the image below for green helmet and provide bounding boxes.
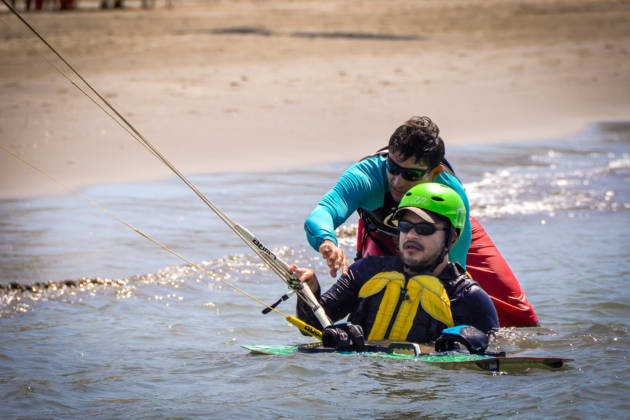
[394,183,466,233]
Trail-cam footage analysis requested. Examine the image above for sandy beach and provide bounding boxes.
[1,0,629,197]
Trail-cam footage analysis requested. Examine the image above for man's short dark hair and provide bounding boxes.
[388,116,445,168]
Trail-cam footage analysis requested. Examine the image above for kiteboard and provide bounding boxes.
[242,342,571,372]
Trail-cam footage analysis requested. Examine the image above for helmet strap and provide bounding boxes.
[424,227,454,274]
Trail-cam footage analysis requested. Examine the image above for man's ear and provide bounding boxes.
[429,165,443,181]
[447,230,459,249]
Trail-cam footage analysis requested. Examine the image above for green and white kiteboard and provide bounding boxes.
[242,342,571,372]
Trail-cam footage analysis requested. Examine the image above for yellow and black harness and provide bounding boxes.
[297,256,498,344]
[355,270,455,342]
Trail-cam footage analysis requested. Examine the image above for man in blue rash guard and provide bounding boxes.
[305,116,471,277]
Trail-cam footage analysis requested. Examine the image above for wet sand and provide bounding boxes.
[1,0,629,197]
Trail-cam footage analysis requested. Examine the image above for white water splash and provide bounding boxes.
[466,148,629,219]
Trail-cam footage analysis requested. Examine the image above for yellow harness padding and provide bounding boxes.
[358,271,455,341]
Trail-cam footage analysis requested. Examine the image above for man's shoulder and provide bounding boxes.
[440,263,482,294]
[334,156,386,198]
[442,263,500,332]
[439,262,469,281]
[435,172,468,203]
[346,156,385,178]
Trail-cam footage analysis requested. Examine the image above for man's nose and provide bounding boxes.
[405,228,421,240]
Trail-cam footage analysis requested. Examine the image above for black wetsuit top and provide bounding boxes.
[297,256,499,343]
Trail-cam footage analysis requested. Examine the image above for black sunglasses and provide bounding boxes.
[386,157,429,181]
[398,220,447,236]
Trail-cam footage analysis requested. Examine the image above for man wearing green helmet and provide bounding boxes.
[290,183,499,346]
[395,182,467,274]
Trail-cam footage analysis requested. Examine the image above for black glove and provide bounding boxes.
[322,322,365,351]
[435,325,489,354]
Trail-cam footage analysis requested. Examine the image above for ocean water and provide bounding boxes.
[1,121,629,418]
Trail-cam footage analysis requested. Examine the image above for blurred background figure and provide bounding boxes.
[10,0,75,11]
[100,0,123,9]
[99,0,171,9]
[140,0,172,8]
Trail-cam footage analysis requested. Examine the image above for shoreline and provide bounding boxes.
[2,0,629,198]
[1,117,623,200]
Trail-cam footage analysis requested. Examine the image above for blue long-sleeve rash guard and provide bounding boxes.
[304,155,472,268]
